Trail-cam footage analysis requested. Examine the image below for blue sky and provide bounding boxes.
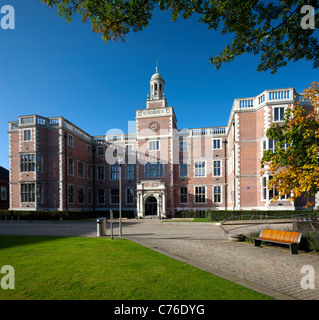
[0,0,318,170]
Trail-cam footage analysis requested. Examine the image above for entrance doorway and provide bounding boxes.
[145,196,157,216]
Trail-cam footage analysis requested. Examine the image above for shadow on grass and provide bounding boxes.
[0,235,69,250]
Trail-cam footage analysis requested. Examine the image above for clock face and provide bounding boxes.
[149,121,160,132]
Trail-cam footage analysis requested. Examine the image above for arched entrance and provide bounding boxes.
[136,181,166,219]
[145,196,157,216]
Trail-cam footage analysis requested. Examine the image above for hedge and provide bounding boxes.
[175,209,319,222]
[0,210,136,221]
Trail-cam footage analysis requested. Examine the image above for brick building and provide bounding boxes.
[0,166,9,210]
[7,68,314,217]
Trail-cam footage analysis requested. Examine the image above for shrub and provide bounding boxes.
[244,231,260,244]
[175,211,207,218]
[303,232,319,252]
[0,210,136,221]
[206,210,319,222]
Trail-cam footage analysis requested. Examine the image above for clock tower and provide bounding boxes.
[135,67,177,218]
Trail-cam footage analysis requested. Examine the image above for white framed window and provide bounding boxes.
[262,139,277,154]
[145,162,163,178]
[125,144,133,154]
[279,193,289,200]
[1,187,7,201]
[87,165,92,181]
[88,188,92,205]
[261,175,289,201]
[180,141,188,151]
[262,139,289,154]
[213,138,222,150]
[126,187,134,204]
[21,183,35,203]
[68,158,74,176]
[125,164,134,180]
[23,129,32,141]
[87,145,92,157]
[213,160,221,177]
[67,134,74,147]
[78,186,85,204]
[68,184,74,204]
[110,164,120,180]
[213,185,222,203]
[194,161,206,177]
[98,188,105,204]
[20,154,35,172]
[180,163,188,178]
[180,186,188,204]
[261,176,267,201]
[36,154,43,173]
[269,139,277,153]
[37,183,43,203]
[228,153,233,175]
[110,189,119,204]
[97,146,104,156]
[194,186,206,203]
[97,165,105,181]
[262,140,267,154]
[78,161,84,179]
[273,106,286,122]
[149,140,160,151]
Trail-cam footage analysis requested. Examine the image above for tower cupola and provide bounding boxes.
[149,66,165,100]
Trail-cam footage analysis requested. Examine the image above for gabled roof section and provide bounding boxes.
[0,166,9,180]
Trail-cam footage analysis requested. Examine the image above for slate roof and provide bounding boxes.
[0,166,9,180]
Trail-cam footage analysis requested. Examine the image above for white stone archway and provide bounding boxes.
[136,180,166,219]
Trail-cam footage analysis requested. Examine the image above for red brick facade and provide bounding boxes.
[0,166,9,210]
[7,70,315,217]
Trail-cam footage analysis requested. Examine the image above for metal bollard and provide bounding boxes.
[96,217,106,237]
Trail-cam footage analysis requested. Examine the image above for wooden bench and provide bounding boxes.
[253,229,302,254]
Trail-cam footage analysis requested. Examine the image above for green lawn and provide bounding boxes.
[163,218,216,223]
[193,218,214,222]
[0,235,272,300]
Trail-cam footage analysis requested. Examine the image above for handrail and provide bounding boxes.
[219,212,319,235]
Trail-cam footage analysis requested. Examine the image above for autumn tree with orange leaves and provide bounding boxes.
[261,82,319,208]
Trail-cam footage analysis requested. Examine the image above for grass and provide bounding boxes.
[0,235,273,300]
[193,218,214,222]
[163,218,217,223]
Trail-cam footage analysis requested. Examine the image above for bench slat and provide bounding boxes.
[255,237,294,244]
[254,229,302,254]
[260,229,300,244]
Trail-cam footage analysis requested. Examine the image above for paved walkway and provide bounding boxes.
[0,219,318,300]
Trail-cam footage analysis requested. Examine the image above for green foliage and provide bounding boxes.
[0,209,136,220]
[244,231,260,244]
[175,210,208,218]
[303,232,319,251]
[38,0,319,73]
[261,83,319,206]
[206,210,317,222]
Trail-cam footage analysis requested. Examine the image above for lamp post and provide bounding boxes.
[118,153,124,237]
